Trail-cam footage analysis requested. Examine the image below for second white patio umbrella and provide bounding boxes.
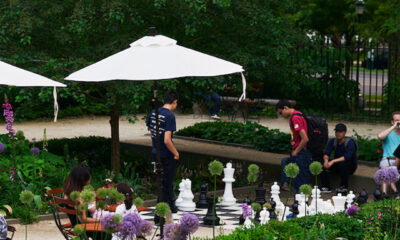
[0,60,66,121]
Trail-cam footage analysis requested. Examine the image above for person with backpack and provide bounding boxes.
[276,99,312,193]
[321,123,358,193]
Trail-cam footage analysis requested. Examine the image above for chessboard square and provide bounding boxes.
[222,206,243,211]
[140,215,154,220]
[193,209,208,214]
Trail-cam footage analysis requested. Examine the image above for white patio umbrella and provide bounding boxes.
[64,33,247,212]
[0,60,67,121]
[65,35,246,100]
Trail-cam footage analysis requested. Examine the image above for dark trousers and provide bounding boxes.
[154,155,178,210]
[280,149,312,193]
[320,160,356,189]
[195,92,221,115]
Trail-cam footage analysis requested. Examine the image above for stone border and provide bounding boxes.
[174,135,379,167]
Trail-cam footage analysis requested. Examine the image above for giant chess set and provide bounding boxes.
[139,162,372,229]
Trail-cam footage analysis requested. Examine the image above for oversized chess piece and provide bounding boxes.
[357,188,368,205]
[259,207,269,225]
[322,199,335,214]
[271,182,284,209]
[291,200,299,218]
[332,193,347,213]
[309,186,323,214]
[203,196,220,226]
[254,182,266,205]
[175,180,185,207]
[221,163,237,206]
[346,190,356,208]
[295,194,308,217]
[373,187,382,202]
[268,198,276,220]
[196,182,209,208]
[178,179,196,212]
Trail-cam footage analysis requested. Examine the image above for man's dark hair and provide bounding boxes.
[276,99,292,110]
[163,90,179,104]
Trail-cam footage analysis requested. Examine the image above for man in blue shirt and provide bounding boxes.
[321,123,357,193]
[377,112,400,195]
[147,91,179,213]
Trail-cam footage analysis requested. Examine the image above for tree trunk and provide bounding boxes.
[110,102,121,174]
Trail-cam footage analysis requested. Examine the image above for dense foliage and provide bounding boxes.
[176,121,381,162]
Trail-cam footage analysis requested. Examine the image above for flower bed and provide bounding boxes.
[175,121,382,162]
[196,199,400,240]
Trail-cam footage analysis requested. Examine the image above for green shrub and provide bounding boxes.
[176,121,291,153]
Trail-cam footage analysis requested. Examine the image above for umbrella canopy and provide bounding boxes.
[0,61,66,87]
[0,60,66,122]
[65,35,246,100]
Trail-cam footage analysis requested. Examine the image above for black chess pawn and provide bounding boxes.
[268,198,276,220]
[254,182,266,205]
[360,188,368,203]
[291,200,299,218]
[203,196,220,226]
[196,182,209,208]
[373,187,382,202]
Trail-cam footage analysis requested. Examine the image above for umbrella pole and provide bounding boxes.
[154,81,164,234]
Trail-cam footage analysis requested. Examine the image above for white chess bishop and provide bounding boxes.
[177,179,196,212]
[221,163,237,206]
[271,182,284,209]
[309,186,324,215]
[295,193,308,217]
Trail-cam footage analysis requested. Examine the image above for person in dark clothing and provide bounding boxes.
[321,123,357,193]
[147,91,179,214]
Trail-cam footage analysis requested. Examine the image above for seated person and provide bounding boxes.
[377,112,400,195]
[115,183,138,216]
[0,214,7,240]
[320,123,357,193]
[194,90,221,120]
[63,164,99,223]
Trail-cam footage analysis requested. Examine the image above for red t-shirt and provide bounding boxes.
[290,110,308,150]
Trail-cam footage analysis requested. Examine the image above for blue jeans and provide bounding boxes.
[280,149,312,193]
[195,92,220,115]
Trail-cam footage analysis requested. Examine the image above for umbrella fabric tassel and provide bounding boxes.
[238,72,247,102]
[53,87,59,122]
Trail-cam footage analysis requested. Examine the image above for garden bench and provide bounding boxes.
[220,97,296,122]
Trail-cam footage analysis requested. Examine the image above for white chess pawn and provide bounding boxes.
[309,186,322,214]
[259,207,269,225]
[295,194,308,217]
[175,180,185,207]
[346,191,356,207]
[271,182,284,209]
[221,163,237,206]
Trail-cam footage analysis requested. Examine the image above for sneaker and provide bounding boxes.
[211,114,221,120]
[281,182,289,191]
[321,187,331,194]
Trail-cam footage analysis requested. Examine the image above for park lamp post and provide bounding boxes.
[355,0,365,112]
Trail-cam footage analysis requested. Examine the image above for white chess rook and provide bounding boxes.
[221,163,237,206]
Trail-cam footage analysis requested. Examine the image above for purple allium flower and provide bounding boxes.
[386,168,399,183]
[374,169,389,185]
[0,142,4,153]
[3,103,15,139]
[30,147,40,155]
[123,213,142,226]
[101,214,120,232]
[180,213,199,235]
[138,220,153,236]
[242,203,252,219]
[117,219,137,239]
[164,223,183,240]
[344,204,359,216]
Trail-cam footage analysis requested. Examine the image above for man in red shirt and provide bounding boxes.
[276,99,312,193]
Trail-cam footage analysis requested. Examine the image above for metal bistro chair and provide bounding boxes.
[6,225,16,240]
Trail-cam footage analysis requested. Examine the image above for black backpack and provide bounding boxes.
[290,113,328,158]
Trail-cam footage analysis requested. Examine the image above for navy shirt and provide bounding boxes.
[146,107,176,158]
[325,138,357,165]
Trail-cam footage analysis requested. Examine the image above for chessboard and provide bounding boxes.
[139,203,243,230]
